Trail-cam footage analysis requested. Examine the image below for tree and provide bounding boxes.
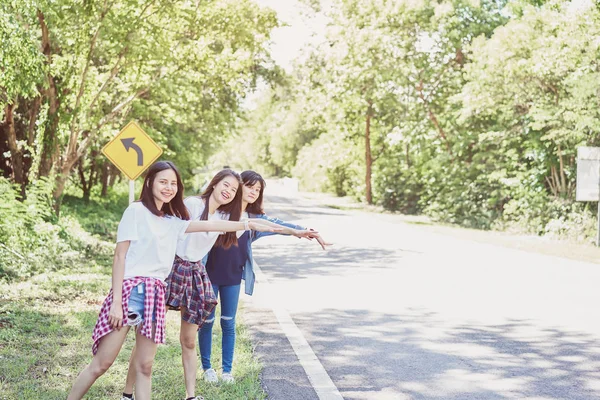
[0,0,278,210]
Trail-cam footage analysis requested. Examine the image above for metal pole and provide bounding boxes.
[597,162,600,246]
[129,180,135,204]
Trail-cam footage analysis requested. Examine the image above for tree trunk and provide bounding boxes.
[3,103,27,197]
[78,159,91,201]
[365,102,373,205]
[52,151,81,213]
[37,10,61,178]
[0,121,11,178]
[100,162,110,197]
[417,80,452,156]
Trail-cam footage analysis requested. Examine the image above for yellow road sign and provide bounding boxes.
[102,121,163,180]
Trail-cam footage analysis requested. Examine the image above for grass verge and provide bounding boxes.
[0,262,266,399]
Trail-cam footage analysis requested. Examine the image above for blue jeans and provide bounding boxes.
[198,284,241,373]
[127,283,157,325]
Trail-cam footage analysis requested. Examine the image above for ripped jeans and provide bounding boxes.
[198,284,241,373]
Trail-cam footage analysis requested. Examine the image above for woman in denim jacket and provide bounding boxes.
[198,170,330,384]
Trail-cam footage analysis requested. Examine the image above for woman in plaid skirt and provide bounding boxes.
[67,162,279,400]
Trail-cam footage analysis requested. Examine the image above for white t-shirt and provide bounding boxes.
[176,196,229,262]
[117,202,190,281]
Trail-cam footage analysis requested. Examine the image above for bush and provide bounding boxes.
[496,184,597,243]
[61,182,130,241]
[416,158,507,230]
[374,153,423,214]
[293,133,363,199]
[0,178,106,281]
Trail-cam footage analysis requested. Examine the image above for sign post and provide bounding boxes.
[576,146,600,246]
[129,180,135,204]
[102,121,163,203]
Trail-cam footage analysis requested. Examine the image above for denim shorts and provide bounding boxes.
[126,283,157,326]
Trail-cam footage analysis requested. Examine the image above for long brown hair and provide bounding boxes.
[241,170,266,215]
[139,161,190,220]
[199,169,243,248]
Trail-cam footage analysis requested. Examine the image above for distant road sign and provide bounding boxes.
[576,146,600,202]
[102,121,162,180]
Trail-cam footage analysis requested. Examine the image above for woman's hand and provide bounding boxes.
[108,301,124,330]
[292,229,319,239]
[249,220,284,233]
[305,231,332,250]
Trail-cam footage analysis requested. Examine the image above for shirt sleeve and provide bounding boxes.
[184,196,204,220]
[176,219,191,241]
[116,204,138,243]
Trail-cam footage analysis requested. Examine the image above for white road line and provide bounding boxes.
[253,261,344,400]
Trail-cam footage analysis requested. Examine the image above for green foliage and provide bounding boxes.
[61,182,130,241]
[0,178,107,281]
[0,1,45,104]
[1,0,279,204]
[374,152,423,215]
[293,132,364,198]
[229,0,600,242]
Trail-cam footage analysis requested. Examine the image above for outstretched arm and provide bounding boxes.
[251,217,315,238]
[251,214,332,249]
[186,219,280,233]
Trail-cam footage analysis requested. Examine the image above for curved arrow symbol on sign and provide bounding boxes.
[120,137,143,166]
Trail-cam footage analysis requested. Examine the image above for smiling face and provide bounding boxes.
[211,175,239,206]
[242,181,262,205]
[152,168,178,208]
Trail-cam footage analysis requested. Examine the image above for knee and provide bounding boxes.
[136,359,154,377]
[200,318,214,334]
[220,315,236,334]
[180,334,196,351]
[90,358,113,377]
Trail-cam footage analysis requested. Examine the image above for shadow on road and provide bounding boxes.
[291,308,600,400]
[264,195,351,219]
[253,241,417,280]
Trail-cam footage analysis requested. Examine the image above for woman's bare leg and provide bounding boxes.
[67,327,130,400]
[180,315,200,398]
[133,328,158,400]
[123,344,137,395]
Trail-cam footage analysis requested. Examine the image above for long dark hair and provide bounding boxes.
[241,170,266,215]
[139,161,190,220]
[199,169,243,248]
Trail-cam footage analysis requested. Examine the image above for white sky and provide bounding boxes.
[254,0,329,72]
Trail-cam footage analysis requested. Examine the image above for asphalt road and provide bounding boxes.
[242,191,600,400]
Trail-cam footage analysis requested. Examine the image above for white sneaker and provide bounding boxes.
[121,396,134,400]
[203,368,218,383]
[221,372,235,383]
[188,397,204,400]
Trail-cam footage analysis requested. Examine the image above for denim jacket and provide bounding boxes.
[201,214,305,295]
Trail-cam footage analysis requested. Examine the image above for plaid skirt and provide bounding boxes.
[165,256,217,326]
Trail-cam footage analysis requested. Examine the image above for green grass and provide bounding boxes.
[0,189,266,399]
[61,193,129,241]
[0,263,266,399]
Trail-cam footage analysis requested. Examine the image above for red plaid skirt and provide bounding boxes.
[165,256,217,326]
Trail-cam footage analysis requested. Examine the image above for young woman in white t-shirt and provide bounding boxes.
[67,161,278,400]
